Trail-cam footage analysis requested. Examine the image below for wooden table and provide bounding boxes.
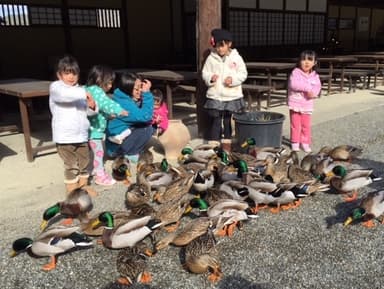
[348,54,384,86]
[246,62,295,105]
[0,79,54,162]
[137,70,197,119]
[317,57,358,92]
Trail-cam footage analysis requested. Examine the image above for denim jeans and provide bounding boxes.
[116,125,153,156]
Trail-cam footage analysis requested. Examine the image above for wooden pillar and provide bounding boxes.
[61,0,72,54]
[121,0,130,66]
[196,0,221,138]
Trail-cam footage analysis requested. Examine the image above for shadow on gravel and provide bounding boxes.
[101,282,157,289]
[217,274,273,289]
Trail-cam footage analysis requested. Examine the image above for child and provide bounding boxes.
[86,65,128,186]
[152,88,169,136]
[49,55,97,194]
[288,50,322,153]
[106,72,154,162]
[202,28,248,152]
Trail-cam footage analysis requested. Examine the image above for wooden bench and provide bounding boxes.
[247,74,287,90]
[319,74,332,96]
[173,84,196,105]
[242,84,272,110]
[346,63,382,87]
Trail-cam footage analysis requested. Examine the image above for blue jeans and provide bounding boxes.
[116,125,153,156]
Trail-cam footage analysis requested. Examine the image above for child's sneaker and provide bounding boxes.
[291,143,300,152]
[301,144,312,153]
[95,171,116,186]
[108,136,123,145]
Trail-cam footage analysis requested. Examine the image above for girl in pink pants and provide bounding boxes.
[288,50,322,153]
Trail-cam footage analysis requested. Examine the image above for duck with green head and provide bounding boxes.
[329,165,382,202]
[40,188,93,231]
[241,137,286,160]
[178,144,218,164]
[91,212,162,249]
[11,226,92,271]
[344,190,384,227]
[112,155,132,185]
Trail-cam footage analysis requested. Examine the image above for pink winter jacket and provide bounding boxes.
[288,68,322,112]
[152,102,169,132]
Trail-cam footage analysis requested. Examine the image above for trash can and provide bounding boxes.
[234,111,285,148]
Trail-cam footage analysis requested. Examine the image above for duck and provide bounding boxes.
[263,152,298,183]
[152,173,195,204]
[112,155,132,185]
[193,169,215,192]
[329,165,382,202]
[40,187,93,231]
[125,183,152,208]
[91,212,162,249]
[287,164,319,185]
[155,216,218,251]
[320,145,363,162]
[154,193,194,232]
[183,227,222,283]
[11,225,93,271]
[178,144,218,164]
[116,242,153,286]
[240,137,287,160]
[344,190,384,227]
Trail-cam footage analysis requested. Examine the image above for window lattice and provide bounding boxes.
[69,8,97,26]
[30,6,62,25]
[268,13,283,45]
[0,4,29,26]
[284,13,299,44]
[250,11,267,46]
[97,9,120,28]
[313,15,325,43]
[300,14,314,44]
[229,10,249,47]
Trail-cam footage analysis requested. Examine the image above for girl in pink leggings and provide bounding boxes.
[288,50,322,153]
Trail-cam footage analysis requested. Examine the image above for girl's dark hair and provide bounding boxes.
[56,55,80,75]
[116,72,140,96]
[152,88,164,104]
[86,65,115,89]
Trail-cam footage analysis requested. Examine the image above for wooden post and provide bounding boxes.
[196,0,221,138]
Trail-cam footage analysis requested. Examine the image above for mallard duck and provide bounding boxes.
[329,165,382,202]
[155,216,217,251]
[40,188,93,231]
[219,180,252,200]
[152,173,195,204]
[126,183,152,208]
[116,242,153,285]
[263,152,298,183]
[178,144,218,164]
[344,190,384,227]
[193,169,215,192]
[91,212,161,249]
[184,227,222,283]
[320,145,363,162]
[199,188,236,205]
[240,137,287,160]
[287,164,319,185]
[11,226,92,271]
[154,193,194,232]
[112,155,132,185]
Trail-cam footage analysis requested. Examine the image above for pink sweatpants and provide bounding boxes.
[290,110,312,145]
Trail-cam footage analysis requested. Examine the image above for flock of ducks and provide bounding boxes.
[10,138,384,286]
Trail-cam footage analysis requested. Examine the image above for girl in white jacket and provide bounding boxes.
[49,56,97,194]
[202,28,247,152]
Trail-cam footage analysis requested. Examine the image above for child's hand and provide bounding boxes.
[141,79,151,92]
[224,76,232,87]
[211,74,219,83]
[86,92,96,110]
[307,91,316,98]
[156,115,162,124]
[120,110,129,116]
[109,114,116,119]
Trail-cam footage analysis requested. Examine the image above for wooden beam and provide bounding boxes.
[196,0,221,138]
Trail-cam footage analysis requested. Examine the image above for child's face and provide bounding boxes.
[300,57,316,73]
[57,71,78,86]
[154,99,161,109]
[215,41,232,57]
[131,79,142,101]
[101,80,113,93]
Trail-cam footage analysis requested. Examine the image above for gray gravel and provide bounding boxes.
[2,105,384,289]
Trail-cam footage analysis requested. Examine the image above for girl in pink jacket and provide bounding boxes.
[152,88,169,136]
[288,50,322,153]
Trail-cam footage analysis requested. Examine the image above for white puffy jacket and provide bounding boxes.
[202,48,248,101]
[49,80,95,144]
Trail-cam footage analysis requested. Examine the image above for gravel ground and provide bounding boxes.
[1,105,384,289]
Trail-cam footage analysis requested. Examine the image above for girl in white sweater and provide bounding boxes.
[202,28,247,152]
